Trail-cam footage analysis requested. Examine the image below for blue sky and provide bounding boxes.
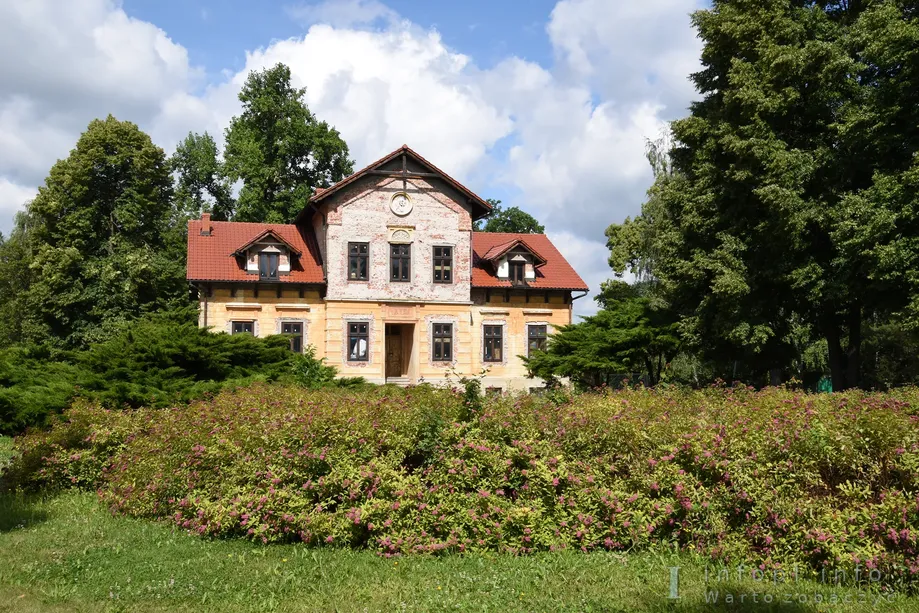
[124,0,561,78]
[0,0,704,316]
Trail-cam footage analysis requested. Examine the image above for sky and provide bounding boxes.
[0,0,704,317]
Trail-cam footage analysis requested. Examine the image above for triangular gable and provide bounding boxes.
[480,237,547,267]
[231,229,303,257]
[299,144,493,221]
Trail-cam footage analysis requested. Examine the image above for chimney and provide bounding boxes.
[200,211,212,236]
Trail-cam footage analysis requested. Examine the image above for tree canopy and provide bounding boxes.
[474,199,545,233]
[170,131,234,221]
[17,115,190,349]
[606,0,919,390]
[224,63,355,223]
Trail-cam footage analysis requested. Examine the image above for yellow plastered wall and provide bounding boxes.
[199,286,326,356]
[200,289,572,390]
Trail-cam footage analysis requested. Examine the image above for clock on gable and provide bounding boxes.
[390,193,413,216]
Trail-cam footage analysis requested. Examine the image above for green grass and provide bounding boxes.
[0,490,915,612]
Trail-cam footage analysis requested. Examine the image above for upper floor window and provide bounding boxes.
[259,252,279,280]
[483,325,503,362]
[528,325,547,356]
[433,246,453,283]
[390,244,411,282]
[510,261,526,286]
[349,242,369,281]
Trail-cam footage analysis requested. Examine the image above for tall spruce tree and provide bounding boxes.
[21,115,190,349]
[224,63,354,223]
[607,1,919,390]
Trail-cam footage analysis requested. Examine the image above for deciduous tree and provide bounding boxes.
[224,63,354,223]
[21,115,190,349]
[170,131,234,221]
[474,199,545,233]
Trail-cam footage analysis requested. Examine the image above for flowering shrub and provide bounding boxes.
[5,383,919,589]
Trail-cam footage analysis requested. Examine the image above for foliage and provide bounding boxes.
[75,308,295,410]
[0,212,34,347]
[606,2,919,391]
[289,345,340,389]
[0,345,83,435]
[526,281,680,387]
[16,115,191,350]
[0,307,352,434]
[170,131,234,221]
[474,199,545,233]
[224,63,354,223]
[7,384,919,591]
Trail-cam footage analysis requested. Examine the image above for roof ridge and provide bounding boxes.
[475,231,549,237]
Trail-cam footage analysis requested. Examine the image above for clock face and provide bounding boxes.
[390,193,412,216]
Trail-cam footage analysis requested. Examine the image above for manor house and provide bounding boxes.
[187,145,588,391]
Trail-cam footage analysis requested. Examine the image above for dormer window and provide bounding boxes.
[233,230,300,281]
[510,260,526,286]
[481,238,547,286]
[259,252,280,280]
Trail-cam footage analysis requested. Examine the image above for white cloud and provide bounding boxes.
[548,0,702,109]
[0,179,36,225]
[0,0,200,230]
[204,23,513,181]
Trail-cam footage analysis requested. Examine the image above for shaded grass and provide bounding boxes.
[0,491,915,612]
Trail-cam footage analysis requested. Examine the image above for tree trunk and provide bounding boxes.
[825,324,848,391]
[846,301,862,389]
[769,368,783,386]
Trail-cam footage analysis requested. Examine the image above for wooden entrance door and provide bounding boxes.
[386,325,402,378]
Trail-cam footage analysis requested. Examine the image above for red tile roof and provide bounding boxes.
[187,222,588,291]
[472,232,588,290]
[187,219,324,283]
[232,228,303,257]
[479,237,547,266]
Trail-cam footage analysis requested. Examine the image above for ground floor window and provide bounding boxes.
[348,322,369,361]
[432,323,453,361]
[282,321,303,353]
[483,325,503,362]
[231,321,253,335]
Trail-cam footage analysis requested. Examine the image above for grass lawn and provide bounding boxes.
[0,434,914,612]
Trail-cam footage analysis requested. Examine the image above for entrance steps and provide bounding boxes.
[385,377,411,387]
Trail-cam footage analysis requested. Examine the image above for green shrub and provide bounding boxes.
[0,345,83,433]
[0,309,356,434]
[4,384,919,590]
